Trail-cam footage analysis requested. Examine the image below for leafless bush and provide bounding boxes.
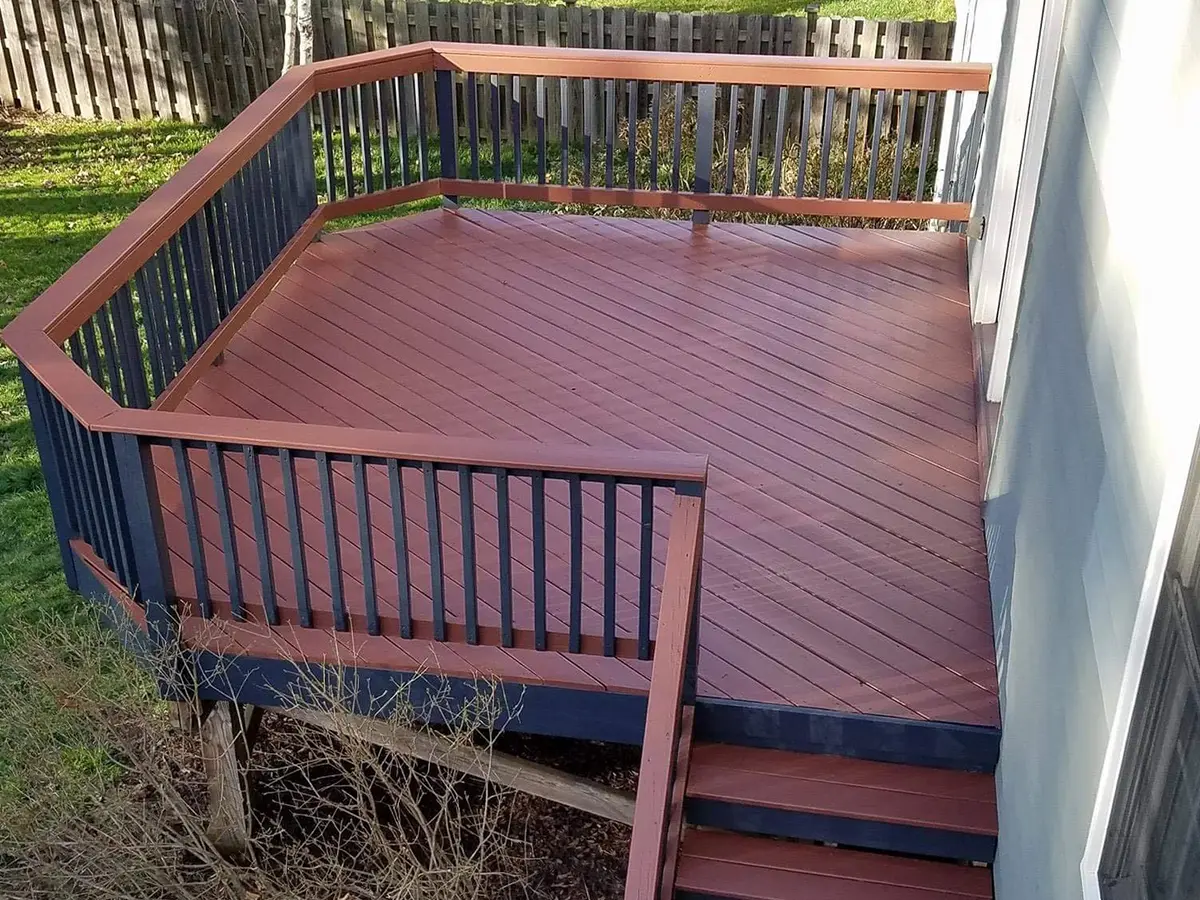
[1,613,528,900]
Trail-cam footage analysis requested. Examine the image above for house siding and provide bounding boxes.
[978,0,1200,899]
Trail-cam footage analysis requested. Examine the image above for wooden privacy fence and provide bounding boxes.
[0,0,954,127]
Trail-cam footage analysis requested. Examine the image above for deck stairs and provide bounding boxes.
[668,735,997,899]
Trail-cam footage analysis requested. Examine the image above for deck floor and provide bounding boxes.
[170,209,998,727]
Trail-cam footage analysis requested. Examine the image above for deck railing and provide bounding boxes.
[4,42,990,900]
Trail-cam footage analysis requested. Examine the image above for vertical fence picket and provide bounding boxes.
[172,440,209,616]
[316,450,347,631]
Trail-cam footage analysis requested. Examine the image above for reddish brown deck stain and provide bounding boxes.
[163,209,998,728]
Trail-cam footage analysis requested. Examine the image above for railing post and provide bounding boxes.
[19,365,78,590]
[112,432,183,694]
[676,479,705,703]
[692,84,716,228]
[436,68,458,209]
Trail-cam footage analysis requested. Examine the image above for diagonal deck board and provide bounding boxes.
[169,209,999,727]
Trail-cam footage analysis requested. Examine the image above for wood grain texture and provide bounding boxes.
[675,828,993,899]
[154,209,998,726]
[686,742,998,835]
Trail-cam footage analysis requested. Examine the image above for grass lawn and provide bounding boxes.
[505,0,955,19]
[0,112,218,819]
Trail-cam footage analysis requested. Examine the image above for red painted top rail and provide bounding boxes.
[431,42,992,91]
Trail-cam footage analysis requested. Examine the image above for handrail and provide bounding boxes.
[431,43,993,91]
[96,409,710,483]
[625,491,705,899]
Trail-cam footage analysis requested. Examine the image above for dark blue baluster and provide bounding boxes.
[748,85,764,195]
[532,472,547,651]
[490,75,502,181]
[338,87,355,197]
[353,455,379,635]
[263,134,287,253]
[357,82,374,194]
[320,91,337,201]
[724,84,739,195]
[536,76,546,185]
[50,403,91,541]
[280,448,312,627]
[650,81,661,190]
[111,433,175,663]
[154,248,184,379]
[604,78,615,189]
[511,75,522,183]
[414,73,429,181]
[394,76,411,186]
[316,451,346,631]
[639,482,654,660]
[92,429,136,590]
[387,459,412,638]
[466,72,480,180]
[496,469,513,648]
[19,367,78,588]
[627,80,636,189]
[173,439,211,617]
[80,318,105,391]
[168,235,196,358]
[559,78,569,186]
[110,284,150,408]
[672,83,685,191]
[603,476,617,657]
[133,268,168,396]
[458,466,478,644]
[206,195,236,317]
[583,79,594,187]
[423,462,445,640]
[181,214,217,343]
[95,307,124,404]
[207,442,243,620]
[244,446,278,625]
[568,474,583,654]
[694,84,716,226]
[436,69,458,205]
[376,79,392,190]
[226,173,253,298]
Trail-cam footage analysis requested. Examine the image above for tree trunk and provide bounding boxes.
[282,0,298,72]
[297,0,315,66]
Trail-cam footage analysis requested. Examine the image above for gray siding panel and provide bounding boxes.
[983,0,1186,897]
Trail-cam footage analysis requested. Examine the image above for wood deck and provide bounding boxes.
[167,208,998,728]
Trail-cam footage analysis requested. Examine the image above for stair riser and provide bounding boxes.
[695,699,1000,773]
[685,799,997,864]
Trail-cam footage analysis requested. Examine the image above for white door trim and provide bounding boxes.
[984,0,1070,403]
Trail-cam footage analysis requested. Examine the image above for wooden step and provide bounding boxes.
[674,829,993,900]
[684,743,998,861]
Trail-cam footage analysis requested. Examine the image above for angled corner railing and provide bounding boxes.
[3,42,990,899]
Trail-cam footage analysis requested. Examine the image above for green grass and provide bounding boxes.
[0,111,217,830]
[493,0,955,20]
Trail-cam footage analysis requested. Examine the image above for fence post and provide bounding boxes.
[692,83,716,227]
[19,365,79,590]
[112,432,184,695]
[436,68,458,208]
